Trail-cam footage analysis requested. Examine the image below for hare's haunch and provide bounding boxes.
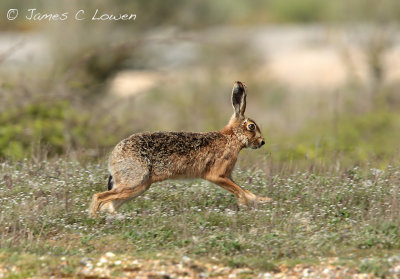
[89,81,271,218]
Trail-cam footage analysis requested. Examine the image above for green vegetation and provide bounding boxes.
[279,108,400,166]
[2,75,400,167]
[0,100,119,160]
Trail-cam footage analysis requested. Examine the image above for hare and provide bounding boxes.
[89,81,271,218]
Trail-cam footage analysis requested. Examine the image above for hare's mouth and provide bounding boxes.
[250,144,262,149]
[256,143,265,149]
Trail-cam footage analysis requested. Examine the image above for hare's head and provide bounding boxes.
[228,81,265,149]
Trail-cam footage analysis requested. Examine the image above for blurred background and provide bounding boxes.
[1,0,400,171]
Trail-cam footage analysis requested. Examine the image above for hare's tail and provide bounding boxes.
[107,175,114,191]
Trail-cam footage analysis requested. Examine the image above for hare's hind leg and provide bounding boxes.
[90,182,151,217]
[89,165,151,218]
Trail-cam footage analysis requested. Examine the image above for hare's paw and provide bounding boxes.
[88,194,100,218]
[88,209,98,218]
[236,195,249,207]
[256,196,273,204]
[99,201,116,214]
[88,206,99,218]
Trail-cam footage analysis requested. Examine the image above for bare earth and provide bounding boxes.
[1,253,396,278]
[75,255,376,278]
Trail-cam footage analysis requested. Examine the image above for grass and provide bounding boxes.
[1,158,400,277]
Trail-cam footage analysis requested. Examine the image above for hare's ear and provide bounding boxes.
[231,81,247,119]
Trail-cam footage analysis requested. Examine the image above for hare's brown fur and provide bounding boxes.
[89,81,271,218]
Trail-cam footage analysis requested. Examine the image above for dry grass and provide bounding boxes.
[1,158,400,277]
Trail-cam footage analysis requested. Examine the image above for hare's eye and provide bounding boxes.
[247,123,256,131]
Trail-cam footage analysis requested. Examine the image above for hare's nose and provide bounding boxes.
[261,140,265,146]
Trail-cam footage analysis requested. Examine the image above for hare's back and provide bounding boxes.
[109,131,226,179]
[115,131,223,159]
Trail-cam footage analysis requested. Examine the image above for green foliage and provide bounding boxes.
[0,102,70,159]
[0,101,116,160]
[277,109,400,165]
[268,0,328,22]
[359,258,391,278]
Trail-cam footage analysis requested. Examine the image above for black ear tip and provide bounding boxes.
[233,81,246,93]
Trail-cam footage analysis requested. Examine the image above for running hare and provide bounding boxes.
[89,81,271,217]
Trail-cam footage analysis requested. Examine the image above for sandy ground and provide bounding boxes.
[1,253,394,278]
[107,25,400,96]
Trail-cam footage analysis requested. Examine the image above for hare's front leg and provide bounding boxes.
[206,175,270,206]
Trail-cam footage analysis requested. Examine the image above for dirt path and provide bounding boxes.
[42,253,394,278]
